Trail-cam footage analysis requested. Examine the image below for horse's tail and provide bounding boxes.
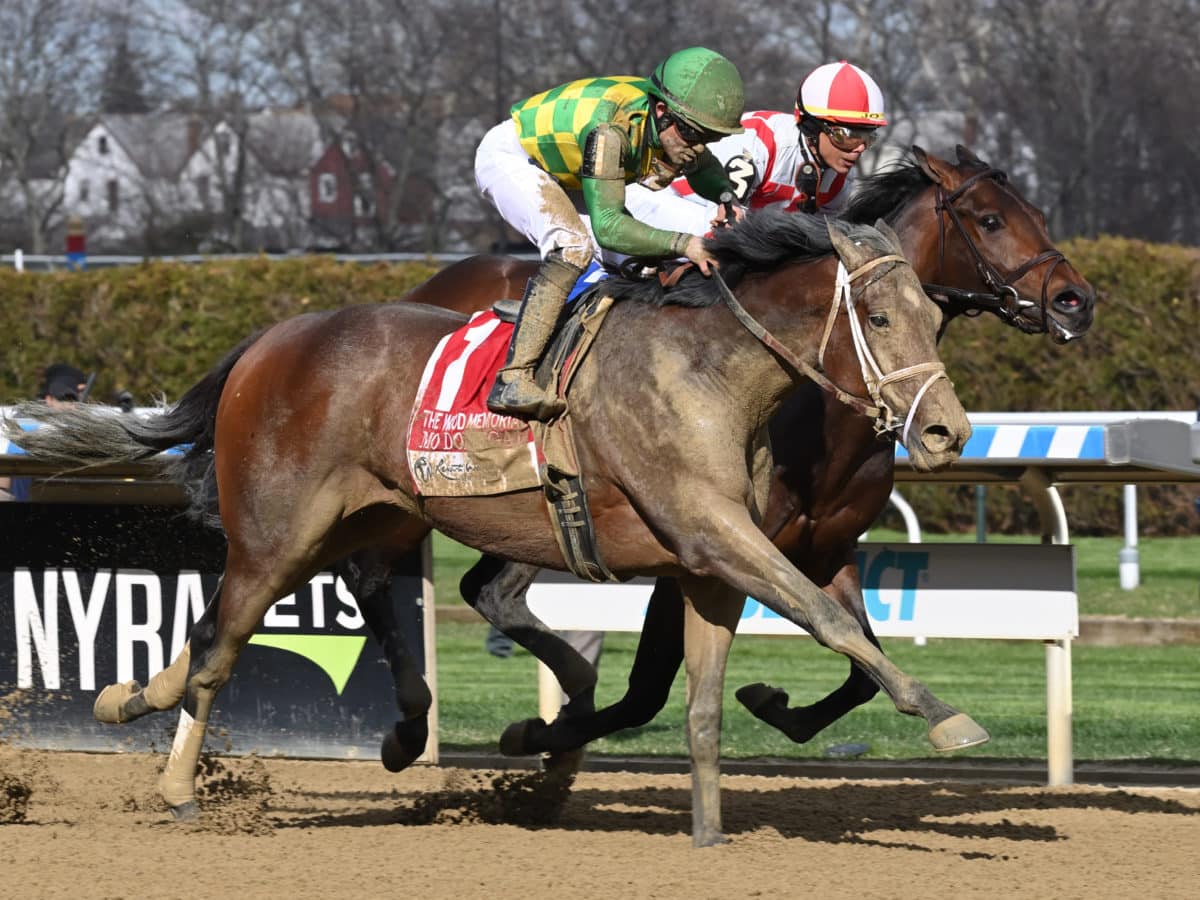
[2,331,264,530]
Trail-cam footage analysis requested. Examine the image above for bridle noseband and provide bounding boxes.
[715,252,948,444]
[922,167,1067,336]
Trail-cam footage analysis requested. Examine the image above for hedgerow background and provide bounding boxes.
[2,239,1197,534]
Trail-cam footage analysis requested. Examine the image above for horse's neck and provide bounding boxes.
[891,185,974,341]
[891,189,944,286]
[721,266,838,422]
[595,280,824,438]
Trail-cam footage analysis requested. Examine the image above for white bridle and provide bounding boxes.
[816,255,949,444]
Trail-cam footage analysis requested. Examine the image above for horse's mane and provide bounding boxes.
[843,150,998,226]
[841,153,934,225]
[598,209,890,308]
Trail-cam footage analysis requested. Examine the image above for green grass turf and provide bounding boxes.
[434,622,1200,762]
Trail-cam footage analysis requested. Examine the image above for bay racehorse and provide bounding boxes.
[87,145,1096,774]
[8,215,980,846]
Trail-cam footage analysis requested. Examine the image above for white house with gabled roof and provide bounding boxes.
[62,112,203,249]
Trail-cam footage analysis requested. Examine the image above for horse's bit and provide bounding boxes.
[714,255,948,445]
[922,167,1067,336]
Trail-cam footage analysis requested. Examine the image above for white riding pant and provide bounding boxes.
[623,182,716,238]
[475,120,599,269]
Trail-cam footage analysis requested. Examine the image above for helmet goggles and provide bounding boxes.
[664,112,722,145]
[820,121,880,151]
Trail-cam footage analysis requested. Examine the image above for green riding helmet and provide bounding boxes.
[649,47,745,136]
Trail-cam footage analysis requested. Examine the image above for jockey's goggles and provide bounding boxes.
[821,122,881,151]
[667,113,720,146]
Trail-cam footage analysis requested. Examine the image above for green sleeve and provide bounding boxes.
[683,150,734,203]
[581,176,691,258]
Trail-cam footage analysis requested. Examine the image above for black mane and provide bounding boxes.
[841,154,935,225]
[598,208,888,308]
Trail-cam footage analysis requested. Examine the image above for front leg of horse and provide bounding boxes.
[505,576,686,757]
[737,562,882,743]
[701,502,988,752]
[679,576,742,848]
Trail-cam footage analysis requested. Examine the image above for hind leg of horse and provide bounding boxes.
[157,512,353,816]
[679,575,742,848]
[336,550,432,773]
[503,576,685,756]
[737,559,882,743]
[93,582,225,724]
[687,499,987,752]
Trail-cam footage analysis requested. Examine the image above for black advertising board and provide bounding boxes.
[0,504,428,760]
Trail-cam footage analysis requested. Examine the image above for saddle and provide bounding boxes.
[407,278,623,582]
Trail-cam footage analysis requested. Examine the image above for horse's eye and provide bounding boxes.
[869,313,889,328]
[980,214,1003,232]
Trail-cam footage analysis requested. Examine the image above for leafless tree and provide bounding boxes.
[0,0,102,253]
[147,0,287,250]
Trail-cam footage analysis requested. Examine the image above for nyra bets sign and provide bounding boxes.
[0,504,426,759]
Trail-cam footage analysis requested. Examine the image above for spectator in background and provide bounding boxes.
[0,363,93,502]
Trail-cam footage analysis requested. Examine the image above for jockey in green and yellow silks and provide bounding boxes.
[475,47,745,421]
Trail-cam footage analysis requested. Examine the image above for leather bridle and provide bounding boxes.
[715,252,947,444]
[921,167,1068,336]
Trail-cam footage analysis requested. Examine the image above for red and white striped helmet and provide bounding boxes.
[795,61,887,127]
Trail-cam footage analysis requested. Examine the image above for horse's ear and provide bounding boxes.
[956,144,985,167]
[873,218,904,255]
[826,220,868,268]
[912,144,951,186]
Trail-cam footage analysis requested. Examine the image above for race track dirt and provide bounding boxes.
[2,746,1198,900]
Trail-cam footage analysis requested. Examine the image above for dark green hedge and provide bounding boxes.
[1,256,439,403]
[2,241,1197,534]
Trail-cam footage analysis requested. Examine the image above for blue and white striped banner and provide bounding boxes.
[896,423,1105,461]
[0,420,35,457]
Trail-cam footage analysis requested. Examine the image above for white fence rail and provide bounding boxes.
[528,543,1079,785]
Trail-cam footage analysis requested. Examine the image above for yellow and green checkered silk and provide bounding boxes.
[511,76,661,189]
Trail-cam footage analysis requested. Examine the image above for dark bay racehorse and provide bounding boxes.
[89,145,1095,772]
[8,215,979,846]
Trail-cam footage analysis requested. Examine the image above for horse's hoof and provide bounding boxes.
[168,800,199,822]
[93,680,141,724]
[929,713,990,752]
[499,718,549,756]
[381,718,428,773]
[693,829,731,849]
[735,682,789,717]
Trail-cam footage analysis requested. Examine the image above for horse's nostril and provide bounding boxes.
[921,424,953,454]
[1053,291,1082,310]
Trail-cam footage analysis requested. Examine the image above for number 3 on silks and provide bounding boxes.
[724,152,756,202]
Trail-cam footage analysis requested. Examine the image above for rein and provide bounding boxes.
[714,252,947,443]
[925,167,1067,334]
